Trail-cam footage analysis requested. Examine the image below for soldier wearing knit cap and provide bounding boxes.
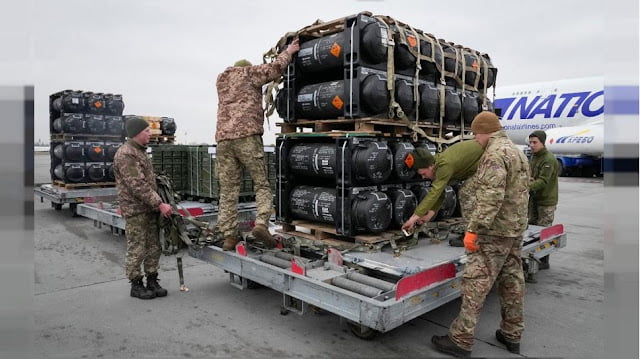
[216,38,300,251]
[526,130,558,278]
[113,116,173,300]
[401,140,484,233]
[432,111,530,357]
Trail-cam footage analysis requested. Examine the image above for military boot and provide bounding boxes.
[251,224,277,249]
[222,235,240,251]
[146,273,167,297]
[496,329,520,354]
[431,335,471,358]
[130,277,155,299]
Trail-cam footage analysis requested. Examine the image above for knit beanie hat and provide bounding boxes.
[410,148,435,169]
[234,59,252,67]
[471,111,502,134]
[529,130,547,144]
[125,116,149,138]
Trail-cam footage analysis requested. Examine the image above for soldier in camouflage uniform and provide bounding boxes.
[527,130,559,275]
[432,112,530,358]
[401,140,484,235]
[215,38,299,251]
[114,117,173,299]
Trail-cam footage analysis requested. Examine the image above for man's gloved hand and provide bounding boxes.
[463,232,479,252]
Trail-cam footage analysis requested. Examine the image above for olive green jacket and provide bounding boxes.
[414,140,484,216]
[529,148,559,206]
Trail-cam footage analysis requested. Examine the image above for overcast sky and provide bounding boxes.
[3,0,606,145]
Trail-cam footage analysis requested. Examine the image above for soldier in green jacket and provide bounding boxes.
[401,140,484,233]
[432,111,530,357]
[527,130,559,273]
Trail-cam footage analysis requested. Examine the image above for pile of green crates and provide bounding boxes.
[149,144,276,202]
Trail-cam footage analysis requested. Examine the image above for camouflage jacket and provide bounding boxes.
[467,131,530,238]
[113,140,162,218]
[215,51,293,142]
[529,148,559,206]
[414,140,484,216]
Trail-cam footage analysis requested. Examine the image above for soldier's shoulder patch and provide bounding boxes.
[128,165,138,177]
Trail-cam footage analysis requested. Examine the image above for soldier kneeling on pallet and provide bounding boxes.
[114,117,173,299]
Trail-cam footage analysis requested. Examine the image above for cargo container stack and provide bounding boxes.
[270,11,498,239]
[49,90,126,187]
[124,115,177,144]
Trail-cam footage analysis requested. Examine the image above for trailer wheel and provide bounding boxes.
[246,279,262,289]
[70,203,79,217]
[347,321,378,340]
[557,159,566,177]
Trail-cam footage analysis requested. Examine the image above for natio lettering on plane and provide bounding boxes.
[495,90,604,120]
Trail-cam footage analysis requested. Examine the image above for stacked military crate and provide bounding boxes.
[149,145,277,203]
[49,90,125,187]
[124,115,177,144]
[272,12,496,238]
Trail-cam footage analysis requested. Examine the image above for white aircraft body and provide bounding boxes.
[494,76,604,157]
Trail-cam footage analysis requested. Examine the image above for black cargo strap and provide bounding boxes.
[156,175,194,255]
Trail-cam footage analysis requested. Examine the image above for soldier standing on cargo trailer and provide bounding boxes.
[432,112,530,358]
[526,130,559,280]
[400,140,484,236]
[113,117,173,300]
[215,38,300,251]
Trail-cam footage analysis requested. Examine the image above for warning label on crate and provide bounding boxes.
[330,42,341,57]
[331,95,344,110]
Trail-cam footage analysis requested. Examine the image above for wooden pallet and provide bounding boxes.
[53,180,116,189]
[50,133,123,141]
[149,135,175,144]
[277,118,470,138]
[277,220,399,245]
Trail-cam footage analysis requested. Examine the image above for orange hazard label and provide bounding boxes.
[332,95,344,110]
[404,153,414,168]
[472,60,479,70]
[94,101,103,108]
[407,35,417,48]
[93,147,102,153]
[330,42,341,57]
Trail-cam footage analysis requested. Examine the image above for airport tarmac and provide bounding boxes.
[34,153,604,358]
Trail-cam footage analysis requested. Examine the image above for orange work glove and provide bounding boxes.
[464,232,479,252]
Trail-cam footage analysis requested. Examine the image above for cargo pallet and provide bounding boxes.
[149,135,176,144]
[53,180,116,190]
[50,133,124,141]
[279,220,396,245]
[189,223,567,339]
[75,201,258,235]
[35,183,118,216]
[277,118,472,138]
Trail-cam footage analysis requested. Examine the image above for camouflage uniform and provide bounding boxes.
[448,130,530,351]
[113,140,163,280]
[215,50,293,238]
[413,140,484,219]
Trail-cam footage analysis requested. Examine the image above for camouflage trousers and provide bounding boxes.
[449,235,525,351]
[216,135,272,238]
[125,212,161,280]
[458,177,477,221]
[528,201,556,226]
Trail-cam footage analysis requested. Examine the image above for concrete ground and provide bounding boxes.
[34,153,604,358]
